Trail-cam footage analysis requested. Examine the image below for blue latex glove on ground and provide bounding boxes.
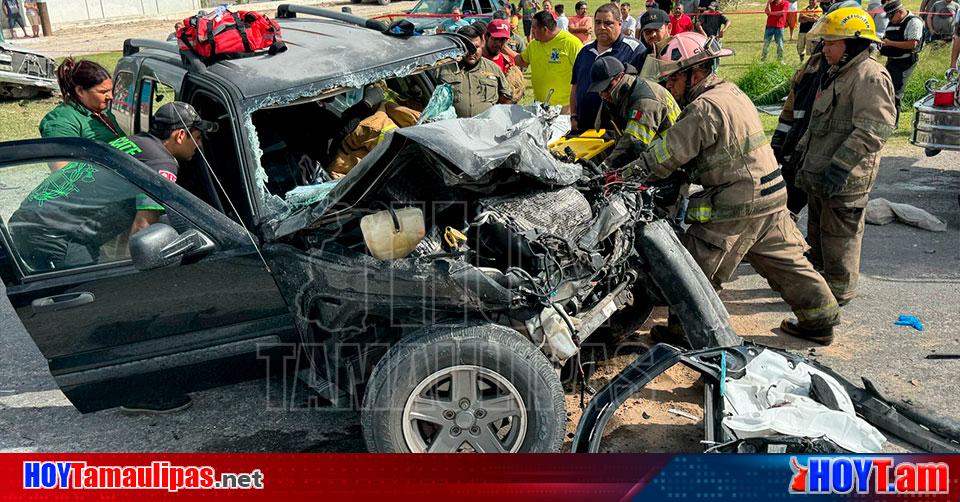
[895,315,923,332]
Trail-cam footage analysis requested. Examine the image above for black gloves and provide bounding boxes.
[822,163,851,196]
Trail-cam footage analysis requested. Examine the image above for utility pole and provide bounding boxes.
[37,0,51,36]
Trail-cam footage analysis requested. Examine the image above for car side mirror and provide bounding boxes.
[129,223,214,271]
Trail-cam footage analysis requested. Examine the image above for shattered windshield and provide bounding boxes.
[240,48,464,224]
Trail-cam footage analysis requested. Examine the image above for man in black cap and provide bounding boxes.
[10,100,217,272]
[880,0,924,123]
[638,8,672,59]
[588,57,680,176]
[9,101,216,414]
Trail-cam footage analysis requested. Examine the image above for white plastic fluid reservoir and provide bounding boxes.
[360,207,426,260]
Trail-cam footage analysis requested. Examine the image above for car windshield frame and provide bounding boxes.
[410,0,464,15]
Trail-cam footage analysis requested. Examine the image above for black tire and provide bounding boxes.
[361,324,565,453]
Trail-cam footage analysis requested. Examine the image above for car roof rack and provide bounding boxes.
[123,39,207,73]
[276,4,388,33]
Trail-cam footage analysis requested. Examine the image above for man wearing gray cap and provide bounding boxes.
[587,56,680,173]
[880,0,924,123]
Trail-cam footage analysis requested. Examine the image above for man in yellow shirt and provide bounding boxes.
[515,10,584,110]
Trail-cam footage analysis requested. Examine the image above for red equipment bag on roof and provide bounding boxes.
[177,8,286,62]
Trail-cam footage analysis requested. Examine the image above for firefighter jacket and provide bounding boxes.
[796,49,896,203]
[602,74,681,171]
[775,52,828,167]
[328,102,420,178]
[626,74,787,223]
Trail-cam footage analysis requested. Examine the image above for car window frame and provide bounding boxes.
[0,138,254,284]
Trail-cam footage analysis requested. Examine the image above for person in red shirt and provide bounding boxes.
[670,3,694,34]
[482,18,526,102]
[568,0,593,43]
[763,0,790,61]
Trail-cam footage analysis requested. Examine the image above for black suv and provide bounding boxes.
[0,5,739,453]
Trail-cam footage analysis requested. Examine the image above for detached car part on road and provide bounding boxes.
[0,43,57,99]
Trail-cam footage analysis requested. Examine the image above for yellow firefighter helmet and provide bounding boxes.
[808,6,882,43]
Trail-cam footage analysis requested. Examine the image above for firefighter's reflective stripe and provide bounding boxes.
[651,138,671,163]
[775,121,792,133]
[624,120,656,144]
[378,122,398,144]
[666,100,681,123]
[685,202,712,223]
[794,301,841,324]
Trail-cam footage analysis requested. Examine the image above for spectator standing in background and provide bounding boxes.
[483,18,527,103]
[927,0,958,41]
[543,0,559,18]
[670,3,694,34]
[695,2,731,39]
[556,4,570,29]
[568,1,594,42]
[439,7,472,33]
[868,0,888,37]
[570,3,646,131]
[621,3,638,37]
[796,0,822,60]
[786,0,799,40]
[557,4,570,29]
[881,0,924,123]
[639,8,673,55]
[763,0,790,61]
[438,24,513,118]
[515,10,584,110]
[2,0,28,38]
[519,0,541,40]
[23,0,39,37]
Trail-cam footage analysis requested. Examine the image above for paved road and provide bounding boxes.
[1,148,957,453]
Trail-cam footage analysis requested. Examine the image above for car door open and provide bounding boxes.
[0,138,297,413]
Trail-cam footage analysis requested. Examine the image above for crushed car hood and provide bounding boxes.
[263,105,582,240]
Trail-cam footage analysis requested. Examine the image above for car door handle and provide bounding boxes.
[31,292,96,313]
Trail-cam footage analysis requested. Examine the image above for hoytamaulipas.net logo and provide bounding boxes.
[23,460,264,492]
[790,456,949,495]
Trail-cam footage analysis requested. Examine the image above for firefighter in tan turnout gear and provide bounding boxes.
[615,32,841,344]
[795,7,896,306]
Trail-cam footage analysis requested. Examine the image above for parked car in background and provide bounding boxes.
[406,0,505,33]
[0,43,56,99]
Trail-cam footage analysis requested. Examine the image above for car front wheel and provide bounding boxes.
[361,324,565,453]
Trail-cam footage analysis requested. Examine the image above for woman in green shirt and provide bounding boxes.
[39,58,122,143]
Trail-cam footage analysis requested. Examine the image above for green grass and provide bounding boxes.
[0,1,952,147]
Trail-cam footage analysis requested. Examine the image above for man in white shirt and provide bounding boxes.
[621,2,638,37]
[557,4,570,30]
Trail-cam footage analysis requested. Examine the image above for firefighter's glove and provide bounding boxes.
[822,163,851,196]
[620,158,653,182]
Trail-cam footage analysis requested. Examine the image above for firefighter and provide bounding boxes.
[588,57,681,172]
[614,32,841,344]
[771,0,867,216]
[795,7,896,305]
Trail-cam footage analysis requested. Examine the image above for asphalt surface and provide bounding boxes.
[0,147,957,453]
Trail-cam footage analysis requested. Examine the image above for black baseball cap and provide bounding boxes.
[151,102,219,135]
[639,8,670,30]
[588,57,626,93]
